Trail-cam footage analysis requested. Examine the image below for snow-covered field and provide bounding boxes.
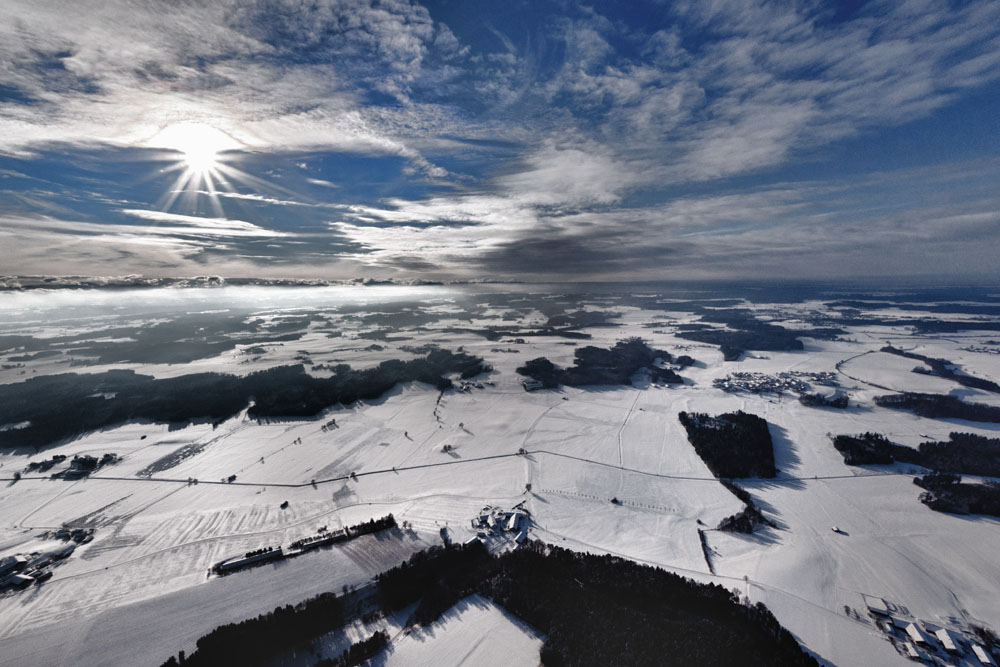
[2,285,1000,666]
[382,594,544,667]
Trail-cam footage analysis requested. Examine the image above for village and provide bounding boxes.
[713,371,839,395]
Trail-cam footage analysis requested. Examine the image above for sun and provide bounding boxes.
[151,122,240,174]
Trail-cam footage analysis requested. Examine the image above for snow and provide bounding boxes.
[2,286,1000,666]
[382,595,543,667]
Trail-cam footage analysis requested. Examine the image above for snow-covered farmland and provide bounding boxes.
[2,285,1000,666]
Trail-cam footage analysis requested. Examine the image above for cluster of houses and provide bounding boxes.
[0,544,75,593]
[467,504,530,551]
[713,370,838,395]
[865,595,997,665]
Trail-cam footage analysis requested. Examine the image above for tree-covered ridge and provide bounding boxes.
[516,337,683,388]
[678,411,777,479]
[0,349,489,449]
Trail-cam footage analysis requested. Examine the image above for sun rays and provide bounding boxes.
[148,122,286,217]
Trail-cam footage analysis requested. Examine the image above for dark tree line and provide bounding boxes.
[517,338,683,388]
[346,514,397,538]
[874,392,1000,422]
[717,480,776,533]
[315,631,389,667]
[914,474,1000,517]
[881,346,1000,393]
[798,393,848,409]
[834,432,1000,477]
[678,411,777,478]
[160,591,347,666]
[0,349,488,449]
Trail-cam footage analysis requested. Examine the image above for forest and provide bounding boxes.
[517,337,682,388]
[913,473,1000,517]
[874,393,1000,422]
[162,541,818,667]
[671,309,842,361]
[0,349,488,449]
[678,411,777,478]
[833,432,1000,477]
[377,542,817,667]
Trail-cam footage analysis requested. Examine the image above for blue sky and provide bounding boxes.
[1,0,999,282]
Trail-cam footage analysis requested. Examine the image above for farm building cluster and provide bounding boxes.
[467,504,531,552]
[864,594,998,665]
[0,542,78,593]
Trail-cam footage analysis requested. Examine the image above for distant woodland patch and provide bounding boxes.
[670,310,842,361]
[678,411,777,478]
[874,393,1000,422]
[0,349,488,450]
[516,337,683,388]
[832,432,1000,477]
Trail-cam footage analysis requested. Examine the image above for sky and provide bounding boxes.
[1,0,999,283]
